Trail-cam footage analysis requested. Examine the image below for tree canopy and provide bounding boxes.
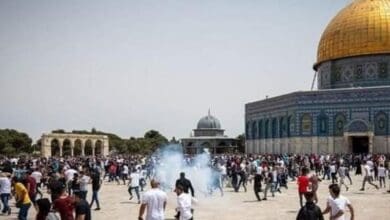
[0,129,33,155]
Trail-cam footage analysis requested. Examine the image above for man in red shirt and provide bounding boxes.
[53,186,75,220]
[24,171,37,207]
[297,167,310,207]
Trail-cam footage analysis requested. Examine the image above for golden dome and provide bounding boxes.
[315,0,390,69]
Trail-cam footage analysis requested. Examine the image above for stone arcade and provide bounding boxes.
[41,133,109,157]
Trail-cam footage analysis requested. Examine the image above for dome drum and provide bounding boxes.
[317,54,390,89]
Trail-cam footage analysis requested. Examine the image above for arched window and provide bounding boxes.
[272,118,278,138]
[334,113,346,136]
[258,120,263,139]
[375,112,388,135]
[317,113,329,136]
[301,114,312,135]
[252,121,258,139]
[264,119,269,139]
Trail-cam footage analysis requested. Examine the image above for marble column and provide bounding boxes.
[81,140,85,156]
[70,140,74,157]
[59,140,63,157]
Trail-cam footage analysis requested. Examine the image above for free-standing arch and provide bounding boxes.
[40,132,109,157]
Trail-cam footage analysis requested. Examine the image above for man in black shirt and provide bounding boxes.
[296,192,324,220]
[253,173,263,201]
[90,170,101,211]
[175,172,194,197]
[74,191,91,220]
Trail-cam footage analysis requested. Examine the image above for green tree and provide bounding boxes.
[0,129,33,155]
[236,134,246,153]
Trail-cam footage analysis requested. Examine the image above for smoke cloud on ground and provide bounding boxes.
[153,144,213,196]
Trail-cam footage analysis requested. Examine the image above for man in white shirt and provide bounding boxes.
[322,184,354,220]
[138,179,167,220]
[0,173,12,215]
[79,171,91,200]
[128,168,141,203]
[175,184,194,220]
[64,168,78,194]
[31,168,43,199]
[338,165,349,191]
[121,164,129,185]
[330,162,338,184]
[360,160,379,191]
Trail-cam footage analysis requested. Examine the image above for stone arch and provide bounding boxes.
[95,140,103,155]
[374,111,388,135]
[41,133,109,157]
[62,139,72,156]
[84,139,93,155]
[301,113,312,135]
[334,113,347,136]
[74,139,83,156]
[51,139,60,156]
[346,119,370,133]
[317,112,329,136]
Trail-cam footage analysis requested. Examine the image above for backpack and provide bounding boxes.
[297,205,321,220]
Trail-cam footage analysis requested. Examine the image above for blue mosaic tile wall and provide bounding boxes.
[245,86,390,140]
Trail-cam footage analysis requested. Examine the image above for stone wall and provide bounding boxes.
[246,136,390,154]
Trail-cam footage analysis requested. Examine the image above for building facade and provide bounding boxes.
[245,0,390,154]
[181,112,237,154]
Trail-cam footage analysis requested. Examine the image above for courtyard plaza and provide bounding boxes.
[6,174,390,220]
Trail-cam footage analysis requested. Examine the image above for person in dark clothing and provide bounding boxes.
[231,169,239,192]
[253,173,263,201]
[174,172,194,220]
[238,169,247,192]
[74,191,91,220]
[296,192,324,220]
[175,172,194,197]
[71,173,80,194]
[2,161,13,174]
[48,175,66,203]
[90,170,101,211]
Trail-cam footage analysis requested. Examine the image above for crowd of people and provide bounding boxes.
[0,152,389,220]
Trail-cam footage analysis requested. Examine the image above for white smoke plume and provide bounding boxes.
[153,144,213,197]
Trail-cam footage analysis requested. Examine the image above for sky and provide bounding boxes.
[0,0,351,141]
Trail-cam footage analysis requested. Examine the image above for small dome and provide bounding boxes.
[314,0,390,69]
[197,114,221,129]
